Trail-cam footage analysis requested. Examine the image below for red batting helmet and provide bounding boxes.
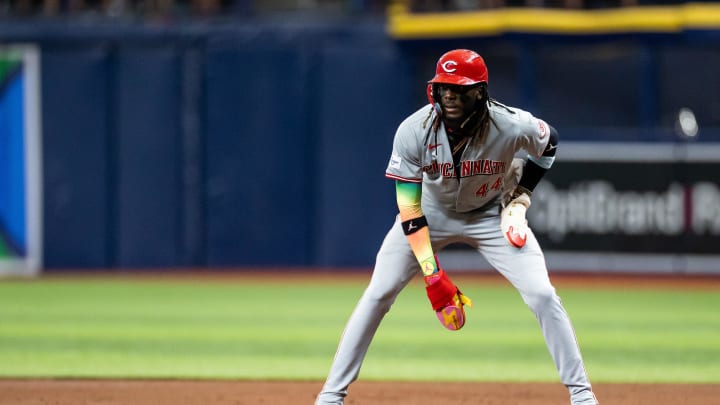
[428,49,488,86]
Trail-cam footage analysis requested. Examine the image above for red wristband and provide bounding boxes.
[424,269,458,311]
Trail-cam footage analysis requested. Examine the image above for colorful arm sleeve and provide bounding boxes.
[396,181,438,276]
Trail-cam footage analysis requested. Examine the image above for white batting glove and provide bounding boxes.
[501,192,531,248]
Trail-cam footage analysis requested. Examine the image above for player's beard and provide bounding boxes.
[442,94,480,131]
[443,106,479,132]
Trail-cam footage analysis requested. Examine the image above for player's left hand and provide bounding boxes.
[424,267,473,331]
[434,290,472,331]
[501,192,531,248]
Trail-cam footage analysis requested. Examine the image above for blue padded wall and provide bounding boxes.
[114,45,183,268]
[4,21,715,270]
[315,41,414,266]
[41,46,111,268]
[204,36,313,266]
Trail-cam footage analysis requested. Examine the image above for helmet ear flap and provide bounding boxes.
[427,83,442,114]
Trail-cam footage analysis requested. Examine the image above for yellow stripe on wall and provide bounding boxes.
[387,2,720,38]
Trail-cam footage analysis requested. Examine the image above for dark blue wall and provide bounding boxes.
[2,20,719,270]
[42,45,112,268]
[204,36,317,266]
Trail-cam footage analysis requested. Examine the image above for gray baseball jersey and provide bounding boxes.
[316,101,597,405]
[386,102,550,212]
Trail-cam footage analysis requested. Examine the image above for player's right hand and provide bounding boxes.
[501,192,531,248]
[424,267,472,331]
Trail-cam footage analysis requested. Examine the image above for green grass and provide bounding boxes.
[0,276,718,383]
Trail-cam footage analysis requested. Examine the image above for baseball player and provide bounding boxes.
[315,49,598,405]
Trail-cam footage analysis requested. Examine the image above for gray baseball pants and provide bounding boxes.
[315,203,597,405]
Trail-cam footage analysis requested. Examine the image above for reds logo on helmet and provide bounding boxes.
[441,61,458,73]
[429,49,488,86]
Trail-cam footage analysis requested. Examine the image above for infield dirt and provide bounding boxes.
[0,379,718,404]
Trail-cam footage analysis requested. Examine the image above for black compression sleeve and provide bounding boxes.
[517,160,546,195]
[516,125,558,195]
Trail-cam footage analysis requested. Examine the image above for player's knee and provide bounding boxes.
[362,285,402,313]
[521,285,559,314]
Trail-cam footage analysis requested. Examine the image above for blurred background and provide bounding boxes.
[1,0,719,275]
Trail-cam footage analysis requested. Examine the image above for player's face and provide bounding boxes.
[437,84,482,125]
